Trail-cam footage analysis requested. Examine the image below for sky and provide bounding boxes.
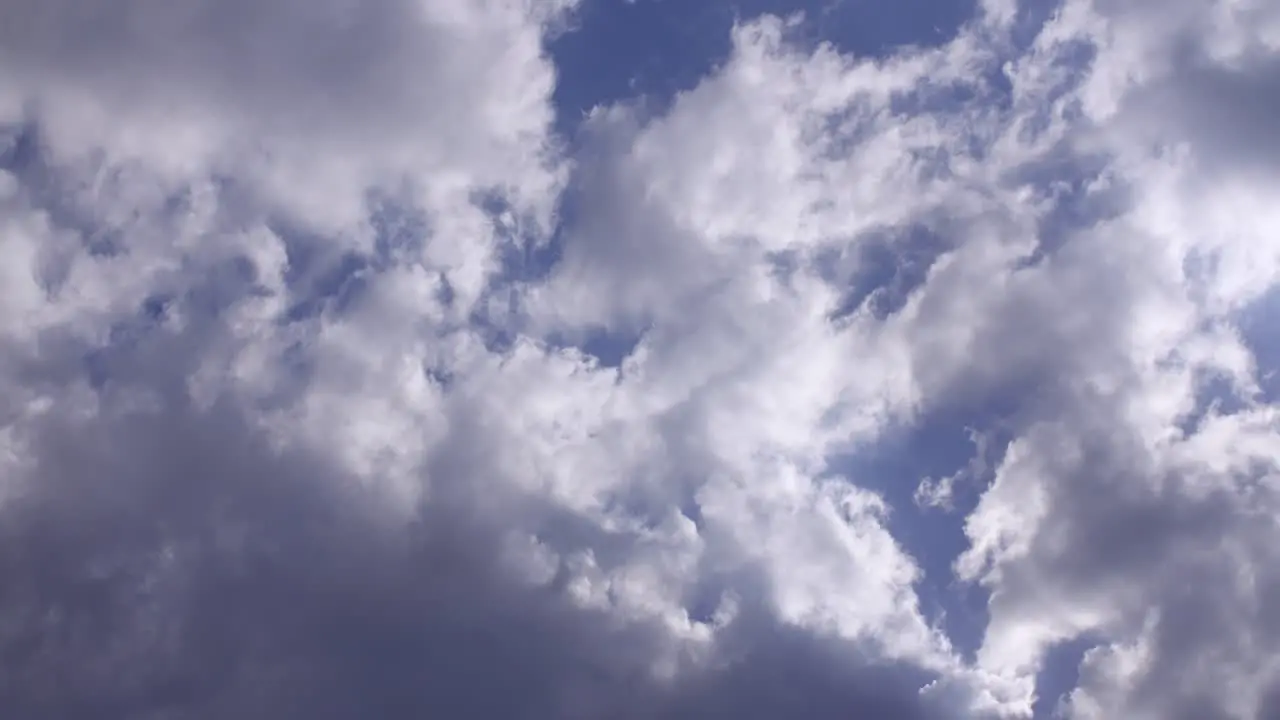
[1,1,1280,718]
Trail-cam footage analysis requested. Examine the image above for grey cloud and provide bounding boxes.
[1126,49,1280,179]
[0,330,956,720]
[2,0,470,135]
[0,0,566,240]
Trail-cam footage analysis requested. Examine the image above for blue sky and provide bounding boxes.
[550,0,977,127]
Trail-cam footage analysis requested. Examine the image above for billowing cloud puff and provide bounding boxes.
[1,0,1278,718]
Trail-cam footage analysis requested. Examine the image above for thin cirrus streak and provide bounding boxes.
[1,0,1279,718]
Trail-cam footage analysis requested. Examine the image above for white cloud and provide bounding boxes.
[930,1,1280,717]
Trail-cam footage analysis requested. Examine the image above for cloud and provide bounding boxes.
[2,0,1280,718]
[935,1,1280,717]
[0,1,966,718]
[0,380,959,719]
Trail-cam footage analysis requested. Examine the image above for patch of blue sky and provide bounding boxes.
[1179,257,1280,423]
[1011,151,1127,270]
[1240,286,1280,404]
[827,224,951,321]
[833,412,1010,661]
[1032,634,1100,718]
[550,0,981,135]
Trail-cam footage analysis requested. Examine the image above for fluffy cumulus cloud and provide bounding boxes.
[1,0,1279,717]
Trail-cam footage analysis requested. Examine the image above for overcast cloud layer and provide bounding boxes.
[2,0,1279,718]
